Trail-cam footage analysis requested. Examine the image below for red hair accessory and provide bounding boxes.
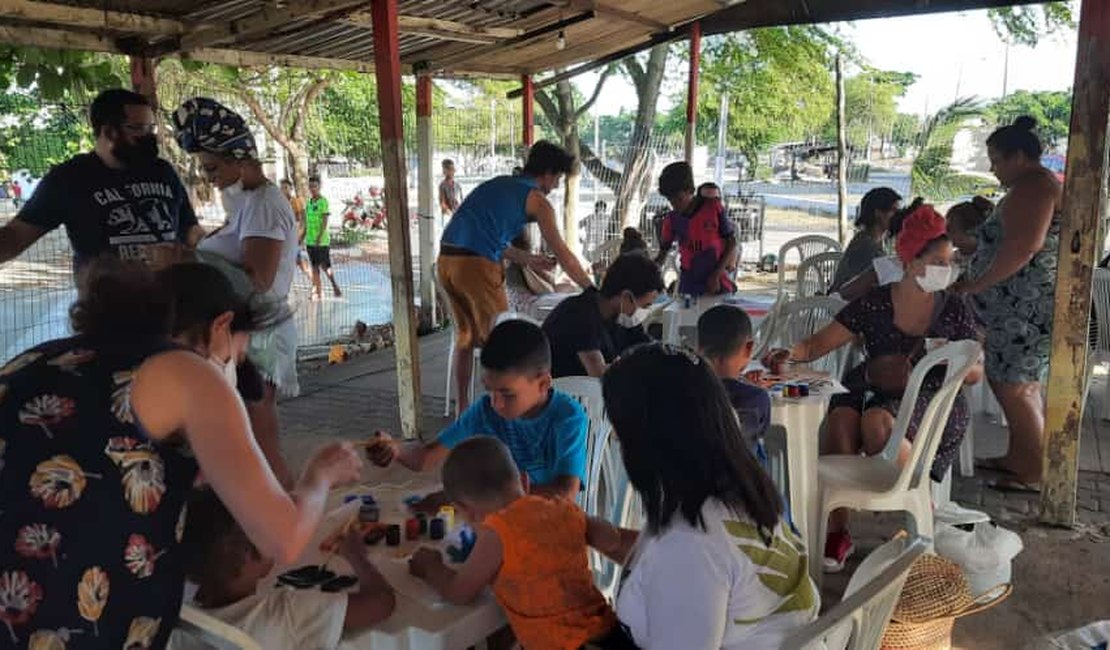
[896,204,948,264]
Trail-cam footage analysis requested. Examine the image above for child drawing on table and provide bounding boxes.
[365,320,589,510]
[407,436,637,650]
[167,488,396,650]
[697,304,771,456]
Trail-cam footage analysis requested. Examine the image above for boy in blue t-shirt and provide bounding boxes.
[697,305,771,453]
[367,320,588,504]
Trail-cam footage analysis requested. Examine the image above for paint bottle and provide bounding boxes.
[438,506,455,531]
[405,517,420,540]
[429,517,447,541]
[385,524,401,546]
[358,503,380,523]
[416,512,428,535]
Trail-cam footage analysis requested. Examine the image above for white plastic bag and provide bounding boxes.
[1028,621,1110,650]
[934,521,1023,597]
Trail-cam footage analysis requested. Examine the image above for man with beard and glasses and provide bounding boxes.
[0,88,203,275]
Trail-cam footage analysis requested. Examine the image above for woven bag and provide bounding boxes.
[882,553,1011,650]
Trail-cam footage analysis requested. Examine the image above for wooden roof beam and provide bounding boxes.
[0,23,119,53]
[552,1,670,31]
[430,10,594,72]
[0,0,185,35]
[184,47,375,73]
[346,13,522,45]
[179,0,370,52]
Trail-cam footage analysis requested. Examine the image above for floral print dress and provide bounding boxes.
[0,337,197,649]
[969,200,1061,384]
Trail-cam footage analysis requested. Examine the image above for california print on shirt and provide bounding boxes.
[92,181,178,262]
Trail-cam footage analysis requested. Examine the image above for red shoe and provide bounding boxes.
[823,531,855,573]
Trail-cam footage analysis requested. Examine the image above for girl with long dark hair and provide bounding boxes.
[589,343,817,649]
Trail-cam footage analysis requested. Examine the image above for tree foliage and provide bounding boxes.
[692,26,841,174]
[911,97,994,200]
[988,2,1076,47]
[822,67,917,154]
[987,89,1072,150]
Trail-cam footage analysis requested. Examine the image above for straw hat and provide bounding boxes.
[882,553,1011,650]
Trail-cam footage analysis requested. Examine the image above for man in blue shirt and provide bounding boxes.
[366,320,588,503]
[438,142,595,415]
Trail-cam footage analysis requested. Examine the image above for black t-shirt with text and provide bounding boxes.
[17,152,198,271]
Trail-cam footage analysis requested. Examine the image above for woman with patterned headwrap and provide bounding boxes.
[173,97,299,486]
[762,204,984,573]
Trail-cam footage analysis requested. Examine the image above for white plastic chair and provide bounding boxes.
[754,295,849,379]
[176,604,262,650]
[552,376,610,508]
[786,536,928,650]
[776,235,842,303]
[814,340,981,587]
[796,251,844,298]
[1087,268,1110,420]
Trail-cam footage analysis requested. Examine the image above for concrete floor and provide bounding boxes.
[278,330,1110,650]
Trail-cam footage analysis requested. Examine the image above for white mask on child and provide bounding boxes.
[617,293,652,328]
[915,265,956,293]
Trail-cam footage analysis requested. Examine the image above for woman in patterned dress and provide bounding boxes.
[764,204,984,572]
[960,116,1062,491]
[0,261,361,649]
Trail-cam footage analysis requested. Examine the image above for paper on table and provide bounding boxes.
[375,555,451,609]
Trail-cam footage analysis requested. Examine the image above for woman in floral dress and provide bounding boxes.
[0,261,361,649]
[961,116,1062,492]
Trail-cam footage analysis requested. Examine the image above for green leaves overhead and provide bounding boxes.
[988,2,1076,47]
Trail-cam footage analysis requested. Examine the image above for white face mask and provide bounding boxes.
[208,329,238,387]
[617,294,652,328]
[220,179,246,218]
[915,265,956,293]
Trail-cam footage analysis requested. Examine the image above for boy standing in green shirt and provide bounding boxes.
[306,175,342,299]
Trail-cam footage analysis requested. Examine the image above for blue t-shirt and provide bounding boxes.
[721,378,771,451]
[440,175,537,262]
[436,389,588,487]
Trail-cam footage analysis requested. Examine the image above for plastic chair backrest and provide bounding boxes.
[589,238,622,266]
[756,296,848,377]
[579,417,640,600]
[177,604,262,650]
[883,340,982,494]
[553,377,609,507]
[785,537,928,650]
[777,235,842,302]
[796,251,844,298]
[1092,268,1110,357]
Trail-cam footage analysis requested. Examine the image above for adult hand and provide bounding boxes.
[146,242,192,271]
[761,348,791,375]
[408,547,444,579]
[301,441,363,489]
[364,431,398,467]
[527,254,557,273]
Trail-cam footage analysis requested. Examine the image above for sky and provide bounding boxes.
[577,8,1077,118]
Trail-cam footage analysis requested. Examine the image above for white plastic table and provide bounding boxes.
[771,392,834,584]
[662,293,774,345]
[266,465,507,650]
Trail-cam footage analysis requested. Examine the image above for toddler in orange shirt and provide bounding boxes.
[408,436,634,650]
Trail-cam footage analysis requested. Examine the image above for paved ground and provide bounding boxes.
[279,330,1110,650]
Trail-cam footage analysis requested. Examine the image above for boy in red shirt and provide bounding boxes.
[654,162,738,296]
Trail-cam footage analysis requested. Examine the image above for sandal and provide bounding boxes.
[987,477,1041,494]
[975,457,1016,475]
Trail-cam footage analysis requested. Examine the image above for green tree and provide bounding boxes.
[694,27,841,178]
[911,97,994,200]
[824,67,917,158]
[0,90,91,177]
[988,2,1076,47]
[987,89,1072,150]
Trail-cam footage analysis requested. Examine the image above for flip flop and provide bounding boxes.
[987,477,1041,494]
[975,458,1016,475]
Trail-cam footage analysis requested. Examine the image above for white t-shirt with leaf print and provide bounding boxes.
[615,499,819,650]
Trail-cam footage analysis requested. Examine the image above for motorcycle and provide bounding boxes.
[341,187,388,231]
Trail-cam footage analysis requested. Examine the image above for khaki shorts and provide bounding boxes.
[438,254,507,349]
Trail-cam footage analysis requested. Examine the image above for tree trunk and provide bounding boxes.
[836,54,850,245]
[579,45,670,240]
[554,80,581,255]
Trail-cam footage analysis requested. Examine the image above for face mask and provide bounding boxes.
[112,135,159,167]
[220,179,246,218]
[617,294,652,328]
[915,265,956,293]
[208,329,238,387]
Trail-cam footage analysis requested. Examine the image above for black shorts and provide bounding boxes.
[306,245,332,269]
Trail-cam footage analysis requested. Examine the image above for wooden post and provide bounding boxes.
[416,73,438,331]
[1040,0,1110,526]
[129,55,157,104]
[522,75,534,153]
[370,0,422,441]
[835,53,849,245]
[685,21,701,165]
